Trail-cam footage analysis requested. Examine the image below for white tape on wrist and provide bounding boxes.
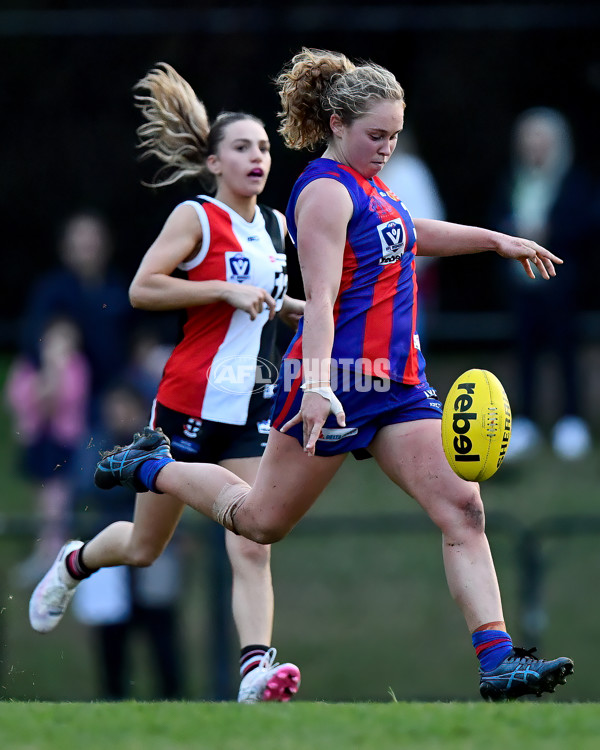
[300,384,344,416]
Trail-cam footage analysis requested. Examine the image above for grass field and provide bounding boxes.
[1,701,600,750]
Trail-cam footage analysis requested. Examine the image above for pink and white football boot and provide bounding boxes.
[237,648,301,704]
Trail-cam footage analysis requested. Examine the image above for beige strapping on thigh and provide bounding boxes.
[213,481,251,534]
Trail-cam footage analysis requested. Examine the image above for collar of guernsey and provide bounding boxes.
[284,157,427,385]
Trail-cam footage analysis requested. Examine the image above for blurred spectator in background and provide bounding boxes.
[122,326,173,407]
[5,315,91,586]
[489,107,596,461]
[73,381,184,700]
[19,211,134,423]
[379,128,446,351]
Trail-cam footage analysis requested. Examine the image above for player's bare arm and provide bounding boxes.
[130,204,275,317]
[413,218,563,279]
[281,178,350,454]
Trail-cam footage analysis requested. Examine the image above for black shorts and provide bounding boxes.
[150,398,273,464]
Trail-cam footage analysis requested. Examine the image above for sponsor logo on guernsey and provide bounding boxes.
[377,220,406,264]
[226,252,251,283]
[368,195,396,221]
[317,427,359,442]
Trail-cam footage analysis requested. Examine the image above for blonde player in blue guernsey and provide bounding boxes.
[63,50,572,701]
[29,63,303,704]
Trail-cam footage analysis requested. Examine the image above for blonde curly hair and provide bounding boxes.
[275,48,404,151]
[134,62,263,190]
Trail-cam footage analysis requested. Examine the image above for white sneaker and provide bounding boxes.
[29,540,84,633]
[505,417,542,462]
[552,416,592,460]
[237,648,301,704]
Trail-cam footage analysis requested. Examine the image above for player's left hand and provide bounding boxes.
[278,296,305,331]
[495,236,563,280]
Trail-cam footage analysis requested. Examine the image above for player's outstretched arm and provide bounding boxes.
[413,218,563,279]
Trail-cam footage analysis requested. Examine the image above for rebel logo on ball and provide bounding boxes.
[450,381,480,463]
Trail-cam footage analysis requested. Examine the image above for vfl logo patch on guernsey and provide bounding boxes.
[377,220,406,264]
[226,252,251,283]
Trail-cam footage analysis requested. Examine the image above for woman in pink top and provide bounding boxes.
[5,315,90,584]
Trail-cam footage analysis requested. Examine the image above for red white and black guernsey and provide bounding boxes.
[156,195,288,425]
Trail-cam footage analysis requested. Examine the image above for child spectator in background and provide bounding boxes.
[5,315,91,586]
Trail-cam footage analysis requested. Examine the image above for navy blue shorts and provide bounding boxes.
[150,398,272,464]
[271,364,442,459]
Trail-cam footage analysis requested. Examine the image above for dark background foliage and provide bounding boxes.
[4,1,600,346]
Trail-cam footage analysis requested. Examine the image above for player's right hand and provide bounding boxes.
[280,389,346,456]
[222,283,276,320]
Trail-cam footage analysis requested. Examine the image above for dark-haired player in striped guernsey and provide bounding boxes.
[29,62,303,704]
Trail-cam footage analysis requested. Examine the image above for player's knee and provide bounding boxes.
[126,544,162,568]
[227,534,272,566]
[247,522,290,545]
[214,481,293,544]
[460,494,485,533]
[433,485,485,536]
[232,513,293,545]
[214,481,251,533]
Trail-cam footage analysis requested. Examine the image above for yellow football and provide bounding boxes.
[441,368,512,482]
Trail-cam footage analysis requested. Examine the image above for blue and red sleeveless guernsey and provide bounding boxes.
[284,158,426,384]
[156,195,288,425]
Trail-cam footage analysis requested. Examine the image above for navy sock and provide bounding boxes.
[135,455,175,493]
[472,629,513,671]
